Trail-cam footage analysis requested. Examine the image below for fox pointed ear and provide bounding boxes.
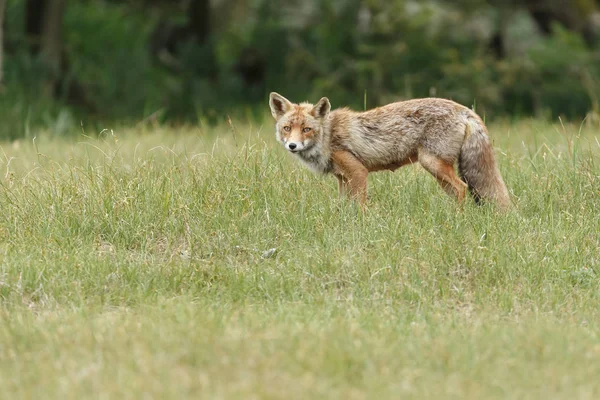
[311,97,331,119]
[269,92,292,120]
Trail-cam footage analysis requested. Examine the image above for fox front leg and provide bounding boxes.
[336,175,349,198]
[332,151,368,206]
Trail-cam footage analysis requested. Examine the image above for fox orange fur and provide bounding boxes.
[269,92,510,209]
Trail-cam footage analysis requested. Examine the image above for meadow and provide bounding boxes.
[0,117,599,399]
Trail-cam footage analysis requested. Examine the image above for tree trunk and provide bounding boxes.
[526,0,598,46]
[188,0,215,78]
[23,0,92,108]
[0,0,5,85]
[149,0,213,75]
[25,0,46,54]
[25,0,64,89]
[189,0,210,44]
[25,0,65,92]
[41,0,65,85]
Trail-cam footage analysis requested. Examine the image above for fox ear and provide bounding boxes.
[269,92,292,120]
[311,97,331,119]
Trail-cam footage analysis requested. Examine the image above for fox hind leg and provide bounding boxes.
[418,151,468,202]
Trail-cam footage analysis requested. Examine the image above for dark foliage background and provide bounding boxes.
[0,0,599,138]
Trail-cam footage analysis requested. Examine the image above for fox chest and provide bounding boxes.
[294,146,333,174]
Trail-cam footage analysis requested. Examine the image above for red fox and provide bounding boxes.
[269,92,511,209]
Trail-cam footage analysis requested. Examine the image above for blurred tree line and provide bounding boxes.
[0,0,599,138]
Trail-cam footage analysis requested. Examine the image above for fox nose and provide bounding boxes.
[288,143,297,150]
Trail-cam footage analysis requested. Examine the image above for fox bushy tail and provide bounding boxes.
[459,116,511,209]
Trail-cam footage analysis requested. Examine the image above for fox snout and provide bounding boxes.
[284,141,306,152]
[287,142,298,151]
[282,128,312,152]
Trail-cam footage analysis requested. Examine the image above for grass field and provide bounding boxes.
[0,118,599,399]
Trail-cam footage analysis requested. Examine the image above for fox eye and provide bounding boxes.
[302,127,312,133]
[283,126,291,132]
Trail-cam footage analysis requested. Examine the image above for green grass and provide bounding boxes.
[0,118,599,399]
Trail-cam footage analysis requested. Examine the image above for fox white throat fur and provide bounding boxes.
[269,92,511,209]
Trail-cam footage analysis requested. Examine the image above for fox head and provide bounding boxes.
[269,92,331,154]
